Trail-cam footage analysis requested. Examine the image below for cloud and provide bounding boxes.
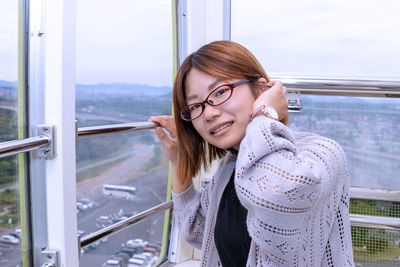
[1,0,399,83]
[75,0,173,86]
[0,1,18,81]
[231,0,400,80]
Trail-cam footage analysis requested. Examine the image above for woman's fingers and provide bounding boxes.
[149,115,177,138]
[282,85,287,96]
[149,115,178,164]
[155,126,171,144]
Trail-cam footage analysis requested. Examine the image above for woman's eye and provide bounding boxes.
[214,88,229,97]
[189,104,201,112]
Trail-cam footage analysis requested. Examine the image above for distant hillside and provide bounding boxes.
[76,83,172,96]
[0,80,17,100]
[0,80,17,88]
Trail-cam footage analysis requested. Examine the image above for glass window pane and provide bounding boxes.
[351,226,400,265]
[289,95,400,190]
[350,198,400,265]
[75,1,172,266]
[232,0,400,189]
[0,1,25,266]
[80,214,166,267]
[232,0,400,80]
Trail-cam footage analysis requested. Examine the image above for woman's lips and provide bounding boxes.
[210,121,233,135]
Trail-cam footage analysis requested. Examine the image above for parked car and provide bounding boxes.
[132,253,148,262]
[126,238,148,248]
[148,256,159,266]
[77,230,85,238]
[112,251,130,262]
[0,234,20,244]
[88,240,101,250]
[14,228,21,239]
[122,212,135,218]
[127,258,145,267]
[120,246,136,256]
[102,259,121,267]
[96,215,112,225]
[141,252,153,259]
[9,232,21,240]
[76,202,88,212]
[143,247,157,255]
[79,198,97,208]
[112,216,128,224]
[109,256,125,264]
[145,242,161,253]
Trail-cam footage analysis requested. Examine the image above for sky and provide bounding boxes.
[0,1,17,82]
[0,0,399,86]
[232,0,400,81]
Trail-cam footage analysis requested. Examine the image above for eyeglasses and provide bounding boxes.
[180,79,253,121]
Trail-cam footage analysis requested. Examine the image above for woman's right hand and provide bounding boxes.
[149,115,192,194]
[149,115,178,166]
[253,80,288,121]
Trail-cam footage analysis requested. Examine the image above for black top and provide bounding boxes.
[214,171,252,267]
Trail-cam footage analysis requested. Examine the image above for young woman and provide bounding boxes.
[149,41,354,266]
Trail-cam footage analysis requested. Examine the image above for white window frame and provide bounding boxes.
[29,0,78,266]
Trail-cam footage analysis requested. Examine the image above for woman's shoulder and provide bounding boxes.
[293,130,341,145]
[293,130,346,160]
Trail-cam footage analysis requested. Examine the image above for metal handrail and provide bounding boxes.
[80,200,173,249]
[0,122,158,158]
[350,187,400,202]
[78,199,400,250]
[0,135,50,159]
[274,77,400,97]
[77,121,158,138]
[350,214,400,230]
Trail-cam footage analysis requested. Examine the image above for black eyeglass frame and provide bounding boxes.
[180,79,254,121]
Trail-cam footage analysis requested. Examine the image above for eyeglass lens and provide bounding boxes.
[184,85,232,120]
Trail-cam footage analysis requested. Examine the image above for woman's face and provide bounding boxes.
[185,68,257,150]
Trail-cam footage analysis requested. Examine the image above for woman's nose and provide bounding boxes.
[203,103,221,120]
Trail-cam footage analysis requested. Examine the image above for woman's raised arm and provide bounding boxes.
[148,115,192,193]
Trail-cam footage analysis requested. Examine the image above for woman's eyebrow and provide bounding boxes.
[208,79,222,91]
[186,79,222,102]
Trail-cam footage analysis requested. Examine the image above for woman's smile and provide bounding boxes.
[210,121,233,135]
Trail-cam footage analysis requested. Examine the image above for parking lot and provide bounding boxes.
[0,162,169,267]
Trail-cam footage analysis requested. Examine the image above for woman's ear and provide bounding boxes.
[255,77,268,86]
[254,78,269,96]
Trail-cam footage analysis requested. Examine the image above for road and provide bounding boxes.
[0,141,169,267]
[76,145,153,173]
[76,112,149,125]
[78,165,169,267]
[0,102,16,112]
[0,240,21,267]
[76,145,155,200]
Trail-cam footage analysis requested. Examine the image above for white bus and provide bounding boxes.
[102,184,136,200]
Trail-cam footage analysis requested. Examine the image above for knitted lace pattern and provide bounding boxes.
[172,116,355,266]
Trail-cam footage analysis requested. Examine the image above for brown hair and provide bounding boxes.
[173,40,283,184]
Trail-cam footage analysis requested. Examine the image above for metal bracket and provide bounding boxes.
[78,235,82,261]
[37,124,56,159]
[41,250,58,267]
[75,120,78,149]
[287,91,302,112]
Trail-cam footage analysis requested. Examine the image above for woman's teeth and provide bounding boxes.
[212,122,233,134]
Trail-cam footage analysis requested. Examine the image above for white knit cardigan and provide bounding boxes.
[172,116,355,266]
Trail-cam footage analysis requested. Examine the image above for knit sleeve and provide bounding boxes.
[236,116,347,265]
[171,182,211,249]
